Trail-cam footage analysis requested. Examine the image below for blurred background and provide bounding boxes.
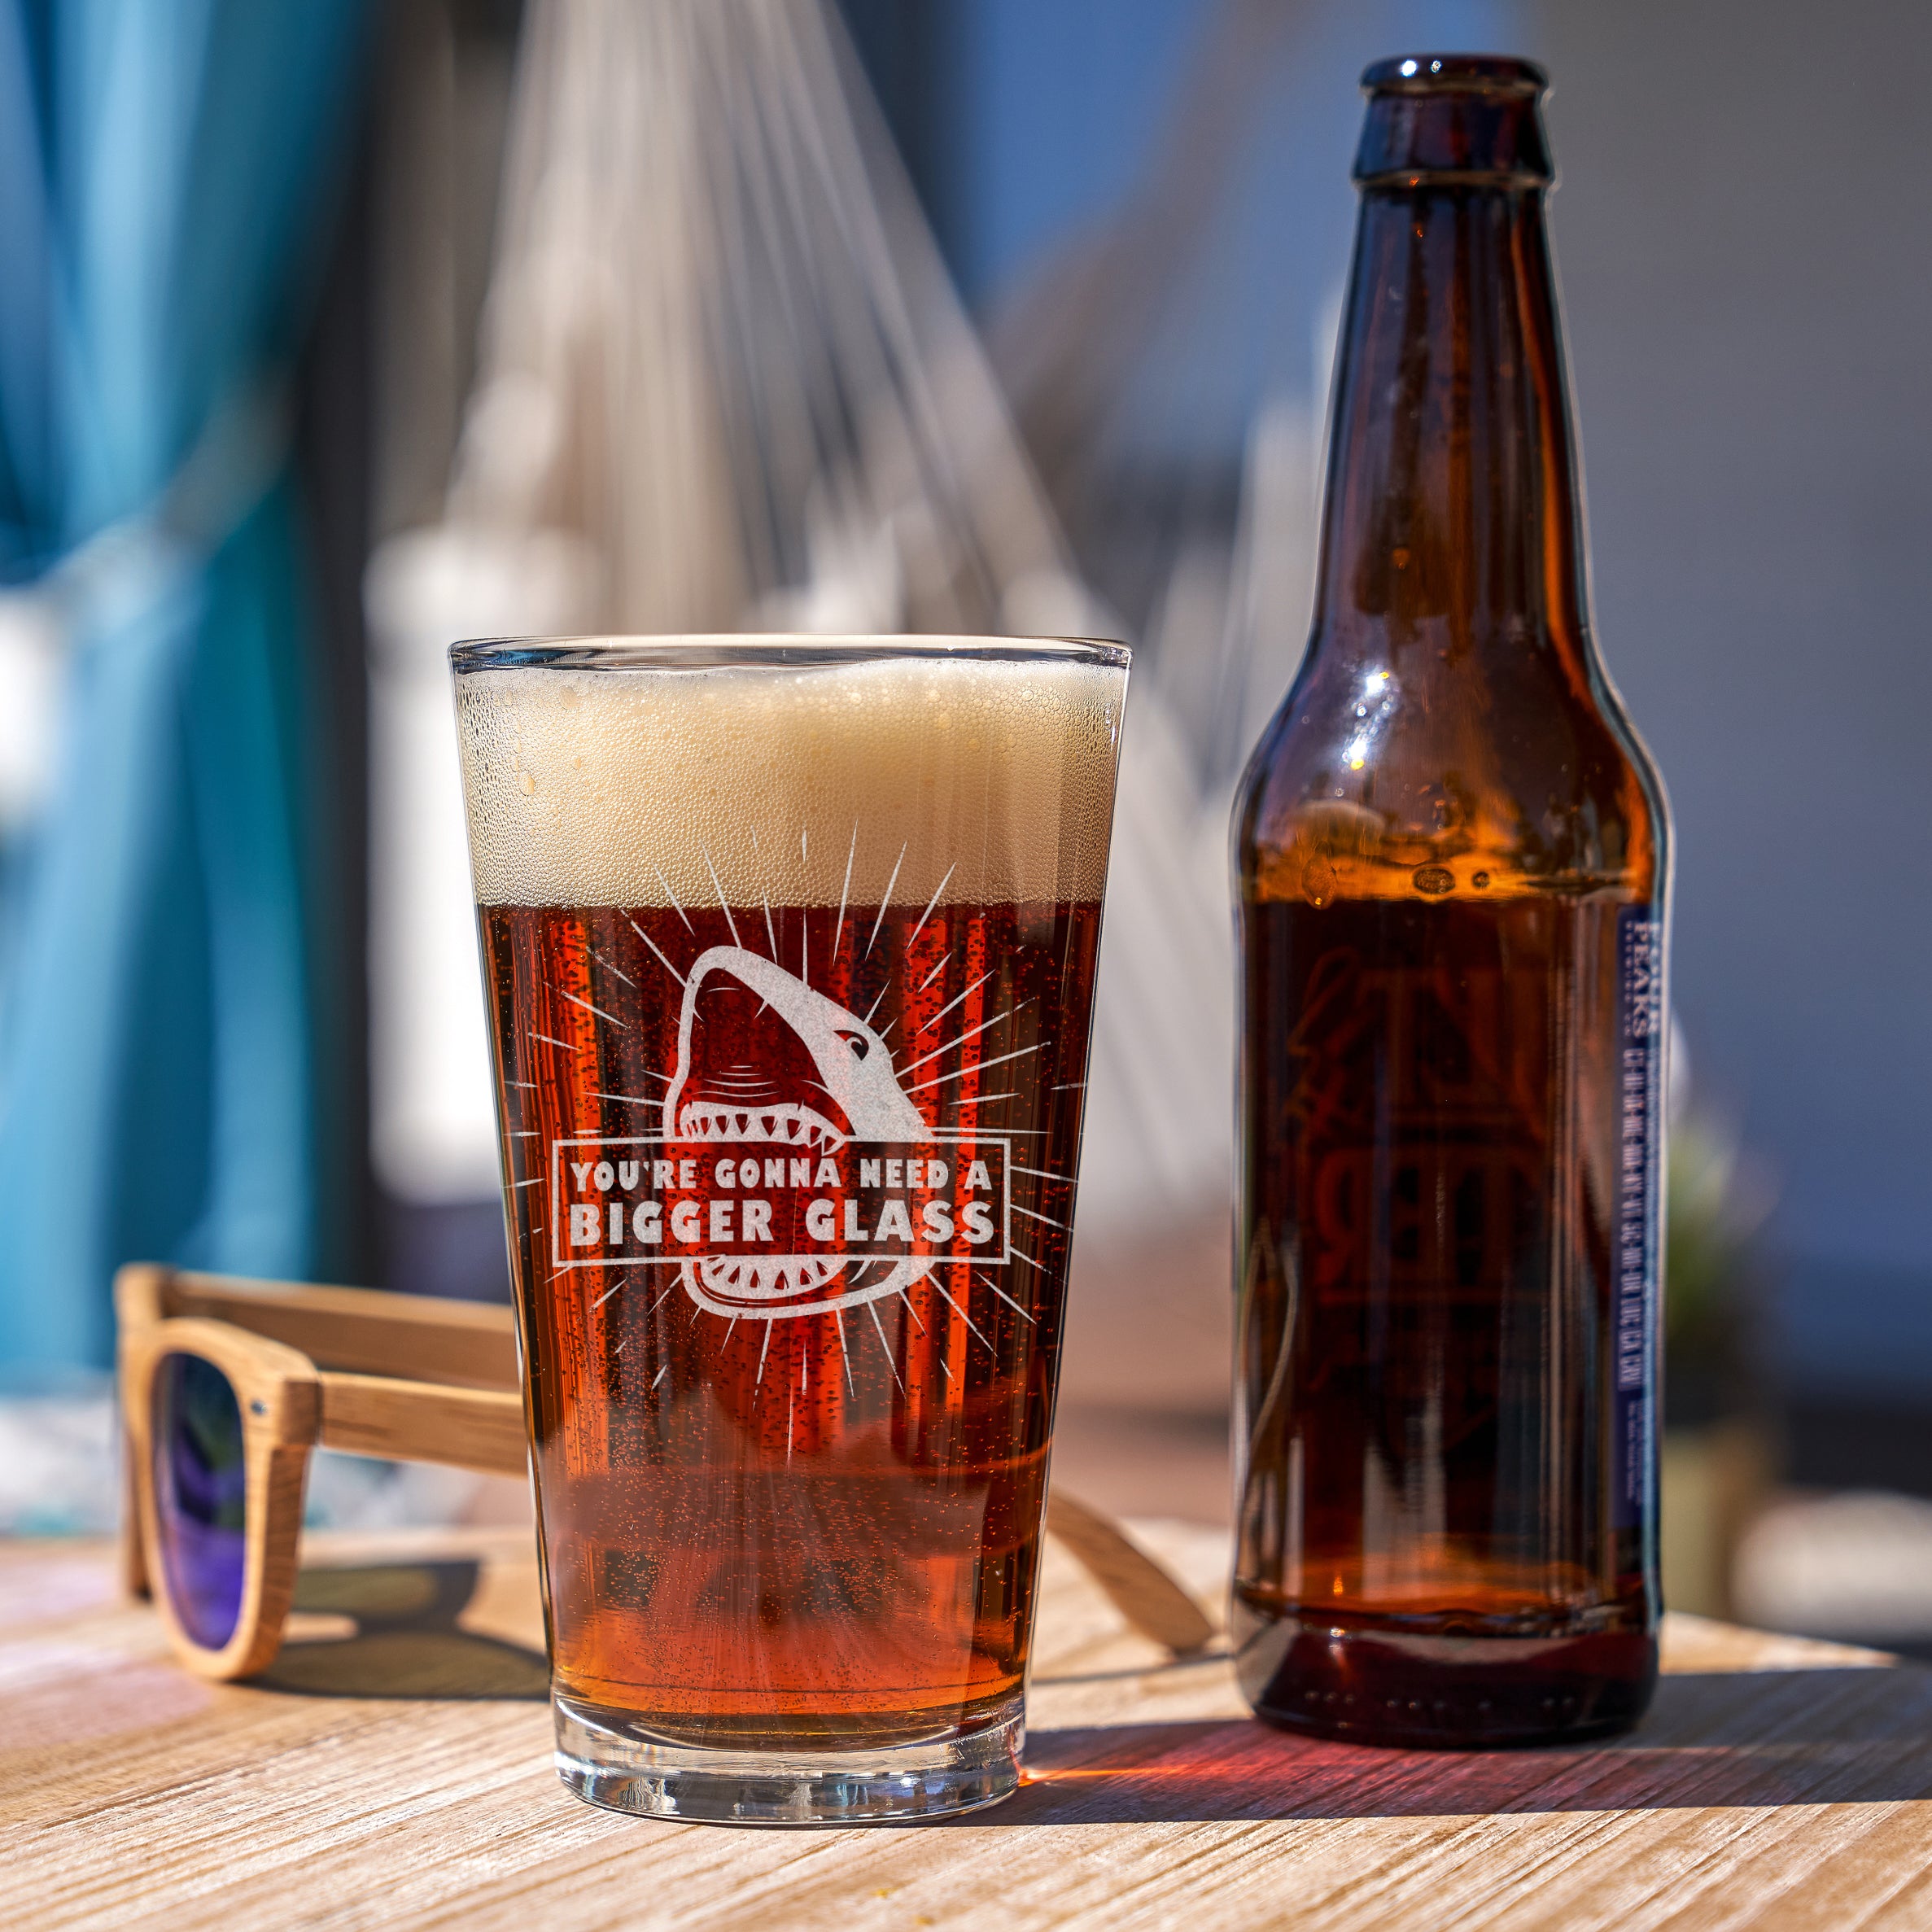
[0,0,1928,1652]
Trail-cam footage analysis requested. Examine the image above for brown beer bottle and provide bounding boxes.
[1231,55,1669,1747]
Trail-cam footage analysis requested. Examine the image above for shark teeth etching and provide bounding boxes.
[663,944,933,1322]
[676,1103,841,1148]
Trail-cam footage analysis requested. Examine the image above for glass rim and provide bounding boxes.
[448,632,1131,675]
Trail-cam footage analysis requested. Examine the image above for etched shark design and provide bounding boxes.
[663,945,933,1320]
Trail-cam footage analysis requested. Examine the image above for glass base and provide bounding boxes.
[553,1692,1025,1825]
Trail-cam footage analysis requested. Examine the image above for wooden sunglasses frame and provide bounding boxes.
[116,1263,1215,1681]
[116,1264,528,1680]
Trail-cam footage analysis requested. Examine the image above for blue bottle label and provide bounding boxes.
[1614,907,1663,1533]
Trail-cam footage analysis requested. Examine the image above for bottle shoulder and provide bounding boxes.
[1237,632,1668,907]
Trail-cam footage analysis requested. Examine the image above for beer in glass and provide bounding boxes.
[454,635,1126,1820]
[1232,57,1670,1746]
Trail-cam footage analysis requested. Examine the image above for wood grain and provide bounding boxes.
[135,1265,520,1388]
[6,1523,1930,1931]
[316,1375,528,1479]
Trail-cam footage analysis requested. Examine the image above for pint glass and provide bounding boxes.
[452,636,1127,1822]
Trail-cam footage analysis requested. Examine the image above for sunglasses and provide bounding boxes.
[116,1264,527,1681]
[117,1265,1215,1683]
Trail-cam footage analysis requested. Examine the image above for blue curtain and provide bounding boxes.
[0,0,368,1375]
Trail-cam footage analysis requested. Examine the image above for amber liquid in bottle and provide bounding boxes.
[1231,55,1669,1747]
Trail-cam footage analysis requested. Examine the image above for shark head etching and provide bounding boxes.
[662,945,933,1320]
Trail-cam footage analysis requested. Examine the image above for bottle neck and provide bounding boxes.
[1312,181,1587,662]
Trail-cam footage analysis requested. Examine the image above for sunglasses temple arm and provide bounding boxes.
[1044,1488,1217,1655]
[315,1375,529,1480]
[308,1381,1214,1650]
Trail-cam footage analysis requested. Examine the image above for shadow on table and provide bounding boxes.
[1000,1666,1932,1825]
[256,1560,549,1701]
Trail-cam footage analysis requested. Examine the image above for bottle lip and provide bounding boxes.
[1361,54,1547,98]
[1354,53,1554,189]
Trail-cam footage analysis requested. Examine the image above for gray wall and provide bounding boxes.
[1536,1,1932,1389]
[938,0,1932,1396]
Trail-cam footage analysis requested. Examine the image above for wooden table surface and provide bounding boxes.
[9,1519,1932,1930]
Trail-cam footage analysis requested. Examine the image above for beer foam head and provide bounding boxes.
[454,640,1127,909]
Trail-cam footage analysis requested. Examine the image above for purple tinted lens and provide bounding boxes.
[152,1351,248,1650]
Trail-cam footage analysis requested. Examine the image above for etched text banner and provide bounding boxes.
[549,1135,1011,1270]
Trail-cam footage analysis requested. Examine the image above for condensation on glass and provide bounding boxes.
[453,635,1127,1822]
